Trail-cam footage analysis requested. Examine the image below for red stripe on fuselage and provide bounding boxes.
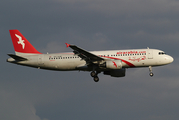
[104,56,135,67]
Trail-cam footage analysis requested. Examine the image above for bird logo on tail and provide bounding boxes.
[15,34,25,49]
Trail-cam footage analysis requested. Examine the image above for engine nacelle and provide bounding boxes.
[103,68,126,77]
[105,60,122,69]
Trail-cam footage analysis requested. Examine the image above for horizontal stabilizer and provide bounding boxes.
[7,54,28,61]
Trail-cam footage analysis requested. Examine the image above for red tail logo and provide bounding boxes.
[9,30,41,54]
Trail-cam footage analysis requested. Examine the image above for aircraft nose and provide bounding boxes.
[169,56,174,63]
[166,55,174,63]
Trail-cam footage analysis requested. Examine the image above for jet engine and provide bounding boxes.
[103,68,126,77]
[102,60,122,69]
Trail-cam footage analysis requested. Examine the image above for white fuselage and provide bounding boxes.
[8,29,174,81]
[8,49,173,71]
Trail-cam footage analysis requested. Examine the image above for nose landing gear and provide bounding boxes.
[149,66,154,77]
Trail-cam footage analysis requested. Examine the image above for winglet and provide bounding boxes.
[65,43,71,48]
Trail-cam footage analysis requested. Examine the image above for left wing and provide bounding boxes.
[65,43,104,63]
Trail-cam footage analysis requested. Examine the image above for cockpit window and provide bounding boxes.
[159,52,166,55]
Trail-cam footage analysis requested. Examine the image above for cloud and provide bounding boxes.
[0,89,44,120]
[52,0,179,16]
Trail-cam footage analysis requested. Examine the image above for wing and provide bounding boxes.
[65,43,104,63]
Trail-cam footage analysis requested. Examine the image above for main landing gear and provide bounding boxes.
[90,71,99,82]
[149,66,154,77]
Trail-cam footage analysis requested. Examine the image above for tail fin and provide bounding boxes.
[9,30,41,56]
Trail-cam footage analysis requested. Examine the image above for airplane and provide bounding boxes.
[7,29,174,82]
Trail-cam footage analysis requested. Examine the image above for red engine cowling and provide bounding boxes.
[106,60,122,69]
[103,68,126,77]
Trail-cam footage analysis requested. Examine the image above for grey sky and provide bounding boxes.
[1,0,179,120]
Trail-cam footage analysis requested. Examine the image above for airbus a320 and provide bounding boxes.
[7,30,174,82]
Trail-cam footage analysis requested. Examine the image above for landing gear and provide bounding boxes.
[90,71,96,77]
[94,76,99,82]
[90,71,100,82]
[149,66,154,77]
[149,72,154,77]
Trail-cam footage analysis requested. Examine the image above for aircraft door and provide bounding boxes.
[148,50,153,59]
[38,55,44,65]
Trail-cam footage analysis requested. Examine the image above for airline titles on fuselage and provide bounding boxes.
[116,50,146,55]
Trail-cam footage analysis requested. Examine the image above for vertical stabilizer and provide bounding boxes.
[9,30,41,56]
